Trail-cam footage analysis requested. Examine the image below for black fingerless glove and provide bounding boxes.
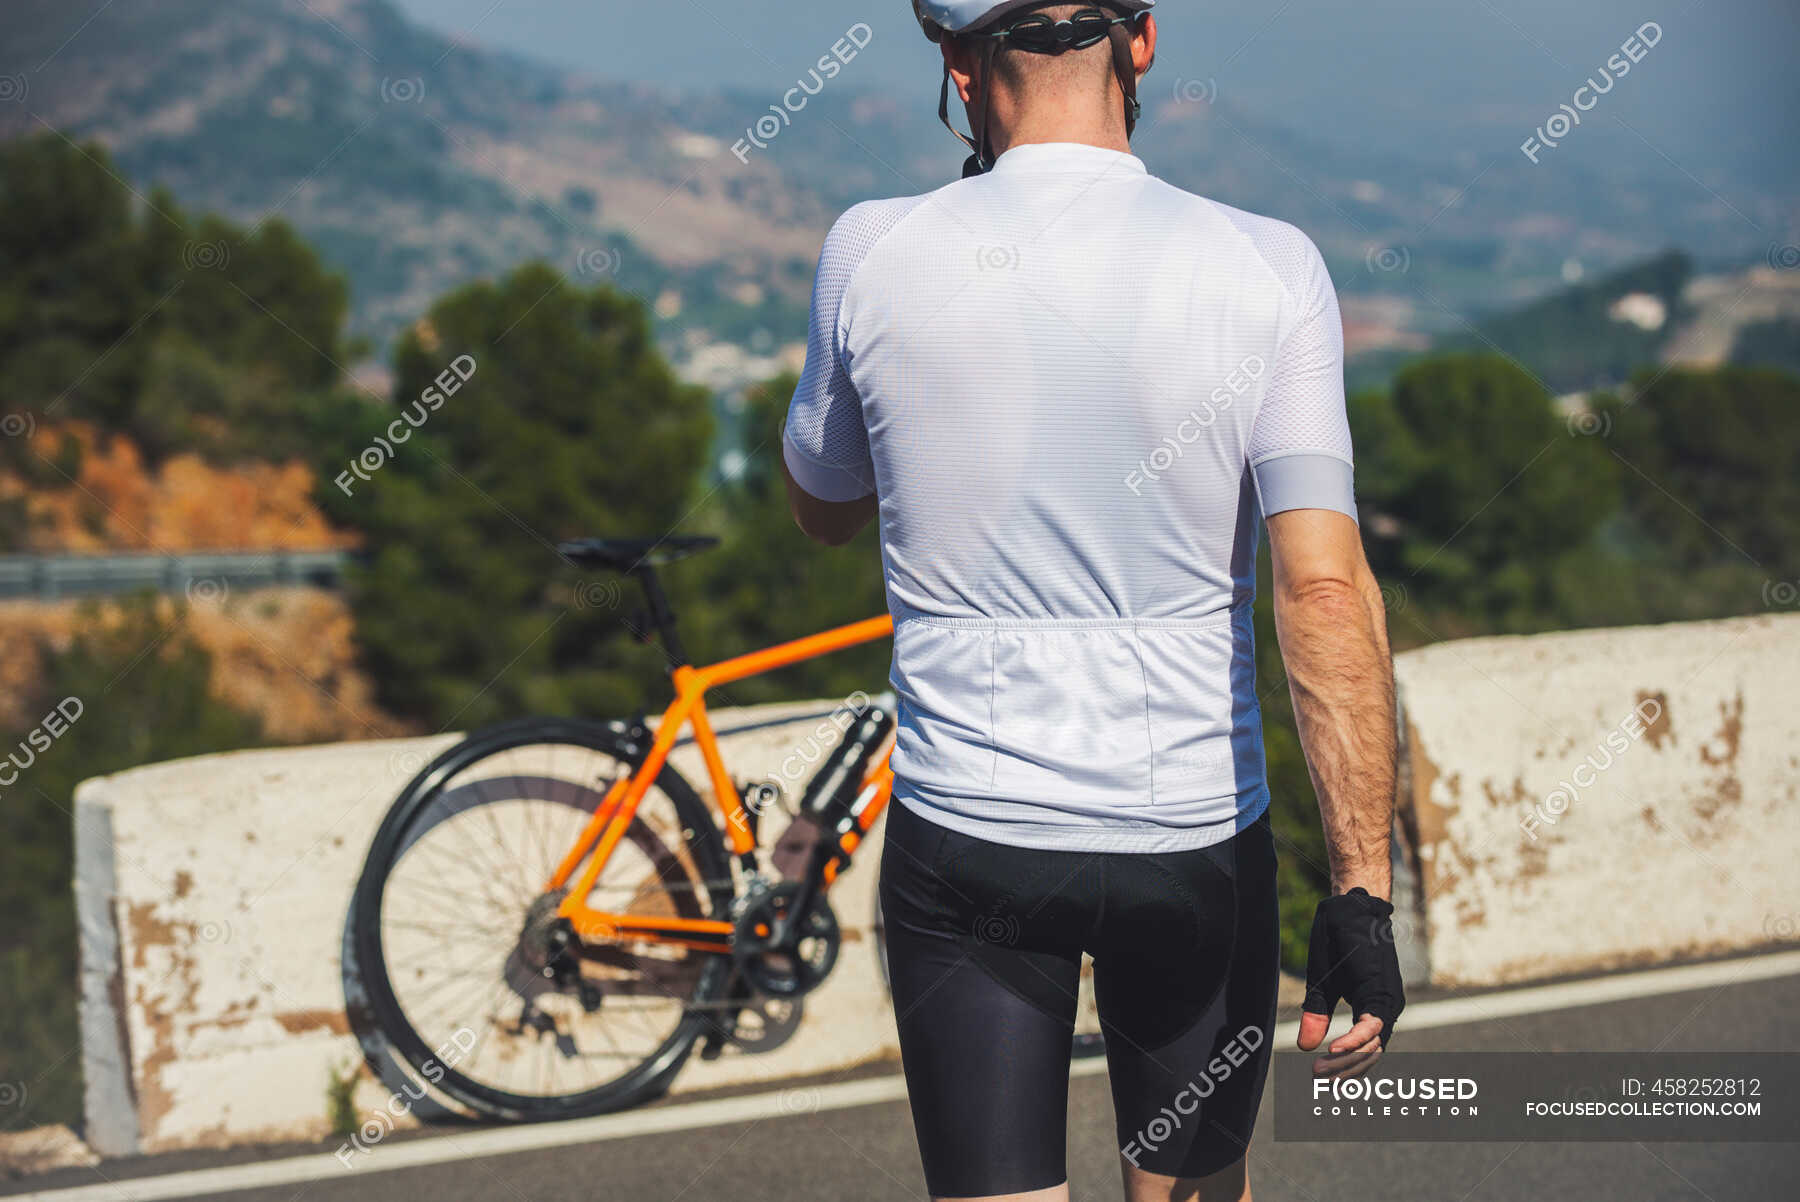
[1303,887,1406,1048]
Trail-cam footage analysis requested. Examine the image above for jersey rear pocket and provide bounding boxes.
[989,625,1154,800]
[1139,610,1255,803]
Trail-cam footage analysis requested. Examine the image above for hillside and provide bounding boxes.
[1353,247,1800,396]
[0,590,408,741]
[0,0,830,358]
[4,0,1784,377]
[1,421,354,552]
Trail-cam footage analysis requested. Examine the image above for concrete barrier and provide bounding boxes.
[74,612,1800,1153]
[75,700,960,1156]
[1392,612,1800,987]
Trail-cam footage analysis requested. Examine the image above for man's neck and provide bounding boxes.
[984,102,1131,159]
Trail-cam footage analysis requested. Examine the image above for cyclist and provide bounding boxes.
[781,3,1403,1198]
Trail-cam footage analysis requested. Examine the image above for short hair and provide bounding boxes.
[979,4,1117,100]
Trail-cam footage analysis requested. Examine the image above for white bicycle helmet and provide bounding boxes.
[912,1,1155,174]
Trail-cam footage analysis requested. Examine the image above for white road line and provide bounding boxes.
[1336,949,1800,1034]
[17,949,1800,1202]
[1072,947,1800,1079]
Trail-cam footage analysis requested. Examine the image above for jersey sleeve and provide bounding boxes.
[782,204,888,502]
[1245,233,1357,521]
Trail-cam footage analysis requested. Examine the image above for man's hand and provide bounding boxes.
[1296,887,1405,1077]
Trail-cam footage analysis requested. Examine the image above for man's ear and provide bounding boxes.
[1134,13,1157,78]
[941,35,979,104]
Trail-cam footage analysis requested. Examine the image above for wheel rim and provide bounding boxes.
[371,740,725,1106]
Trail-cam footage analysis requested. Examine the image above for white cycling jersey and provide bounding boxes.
[783,141,1355,852]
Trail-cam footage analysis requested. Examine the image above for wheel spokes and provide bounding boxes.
[375,741,723,1103]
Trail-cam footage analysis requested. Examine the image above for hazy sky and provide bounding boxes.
[395,0,1798,191]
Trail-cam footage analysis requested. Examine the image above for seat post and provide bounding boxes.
[631,565,689,666]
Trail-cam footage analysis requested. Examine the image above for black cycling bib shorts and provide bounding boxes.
[880,800,1281,1196]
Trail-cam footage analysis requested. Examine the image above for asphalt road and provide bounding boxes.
[12,966,1798,1202]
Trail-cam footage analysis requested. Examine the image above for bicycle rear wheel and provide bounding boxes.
[352,717,734,1121]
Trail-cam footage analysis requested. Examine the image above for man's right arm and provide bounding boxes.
[1237,220,1402,1067]
[1265,507,1396,898]
[1266,506,1402,1071]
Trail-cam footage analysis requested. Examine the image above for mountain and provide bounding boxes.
[3,0,1789,379]
[1452,250,1696,395]
[1342,248,1800,398]
[1,0,843,364]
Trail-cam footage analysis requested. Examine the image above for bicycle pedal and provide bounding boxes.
[699,976,755,1059]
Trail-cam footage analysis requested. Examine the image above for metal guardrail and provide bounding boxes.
[0,549,355,600]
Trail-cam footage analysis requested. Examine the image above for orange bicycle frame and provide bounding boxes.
[547,614,895,951]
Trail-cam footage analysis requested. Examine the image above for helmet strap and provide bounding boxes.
[937,37,1004,176]
[1105,20,1142,136]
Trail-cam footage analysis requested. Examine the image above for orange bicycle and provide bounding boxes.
[352,535,898,1121]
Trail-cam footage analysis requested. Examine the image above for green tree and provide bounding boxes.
[0,600,265,1127]
[0,133,354,469]
[327,264,713,727]
[1598,365,1800,580]
[1351,353,1621,626]
[1729,318,1800,376]
[0,135,160,434]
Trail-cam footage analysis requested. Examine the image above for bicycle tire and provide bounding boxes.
[352,716,735,1122]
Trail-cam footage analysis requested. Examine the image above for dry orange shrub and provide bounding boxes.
[2,421,357,552]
